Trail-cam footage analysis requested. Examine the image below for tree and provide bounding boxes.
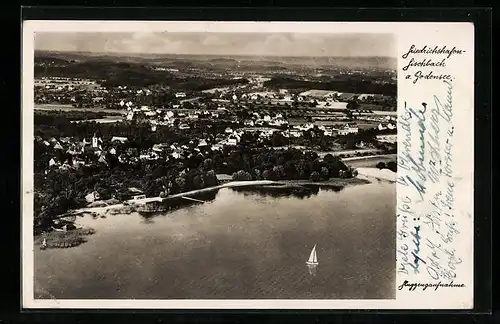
[252,168,261,180]
[309,171,321,182]
[323,153,337,164]
[376,162,386,169]
[175,175,186,191]
[232,170,252,181]
[346,100,360,110]
[387,161,397,172]
[320,166,330,180]
[272,165,286,179]
[262,170,272,180]
[202,158,214,170]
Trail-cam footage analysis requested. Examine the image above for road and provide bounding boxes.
[179,97,201,104]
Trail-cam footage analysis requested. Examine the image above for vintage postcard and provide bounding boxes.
[21,21,474,309]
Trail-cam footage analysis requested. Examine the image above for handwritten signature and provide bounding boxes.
[398,279,465,291]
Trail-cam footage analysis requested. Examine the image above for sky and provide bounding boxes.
[34,32,396,58]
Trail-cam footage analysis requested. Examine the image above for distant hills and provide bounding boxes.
[35,50,397,70]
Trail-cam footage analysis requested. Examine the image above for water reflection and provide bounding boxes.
[307,264,318,276]
[229,184,341,199]
[138,190,219,219]
[138,184,340,221]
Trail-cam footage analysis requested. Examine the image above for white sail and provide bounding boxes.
[307,244,318,265]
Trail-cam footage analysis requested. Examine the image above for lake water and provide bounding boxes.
[34,181,396,300]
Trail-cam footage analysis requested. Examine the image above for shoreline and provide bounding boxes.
[54,177,370,220]
[342,153,397,162]
[35,175,384,250]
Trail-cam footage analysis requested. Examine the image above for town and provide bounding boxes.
[33,52,397,233]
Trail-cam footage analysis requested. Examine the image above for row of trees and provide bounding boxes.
[227,148,351,182]
[263,77,397,97]
[34,142,355,231]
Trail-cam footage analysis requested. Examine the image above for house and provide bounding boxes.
[378,123,387,131]
[171,150,184,159]
[226,137,238,146]
[109,147,117,155]
[338,124,359,135]
[166,111,175,118]
[85,191,100,203]
[48,137,59,145]
[376,134,397,144]
[216,174,233,182]
[111,136,128,144]
[152,143,169,153]
[244,119,254,127]
[72,159,85,167]
[98,154,108,164]
[324,129,334,137]
[179,124,190,130]
[53,143,64,150]
[91,134,103,148]
[263,115,271,122]
[387,123,396,130]
[84,146,102,155]
[67,143,84,155]
[225,127,233,134]
[151,125,157,132]
[294,123,314,131]
[128,187,144,196]
[48,158,58,168]
[269,118,288,126]
[175,92,186,98]
[188,113,199,119]
[211,144,222,151]
[198,139,208,147]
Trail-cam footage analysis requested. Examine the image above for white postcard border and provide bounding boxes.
[22,20,475,309]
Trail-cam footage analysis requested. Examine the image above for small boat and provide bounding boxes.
[306,244,319,275]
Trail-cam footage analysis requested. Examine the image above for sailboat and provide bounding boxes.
[306,244,318,275]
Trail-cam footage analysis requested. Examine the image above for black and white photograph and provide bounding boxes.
[27,24,398,301]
